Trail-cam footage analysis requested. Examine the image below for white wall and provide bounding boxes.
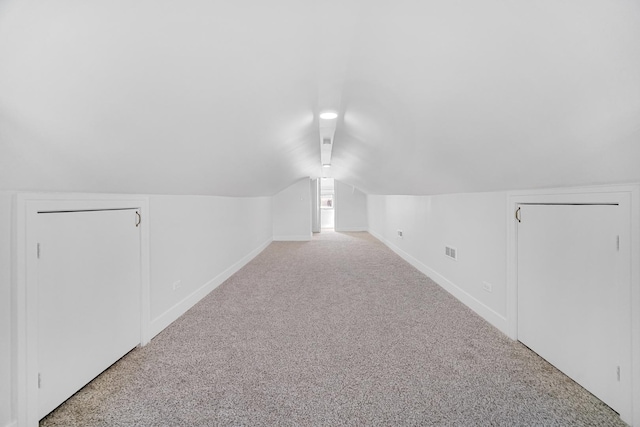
[149,195,272,336]
[0,192,13,427]
[368,192,508,333]
[368,186,640,424]
[335,180,367,232]
[272,178,312,241]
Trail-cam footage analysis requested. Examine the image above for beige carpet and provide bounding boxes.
[41,231,625,426]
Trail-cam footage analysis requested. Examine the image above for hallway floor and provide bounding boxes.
[41,232,625,426]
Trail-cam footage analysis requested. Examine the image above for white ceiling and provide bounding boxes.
[1,0,639,196]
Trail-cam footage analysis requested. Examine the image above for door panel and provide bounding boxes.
[517,204,622,412]
[37,209,141,419]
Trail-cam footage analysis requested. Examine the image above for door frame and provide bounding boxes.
[13,193,151,427]
[311,178,320,233]
[506,184,639,425]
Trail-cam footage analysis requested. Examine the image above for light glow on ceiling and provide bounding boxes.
[322,164,331,168]
[319,111,338,120]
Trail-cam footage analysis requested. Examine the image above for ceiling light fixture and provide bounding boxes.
[322,164,331,168]
[319,111,338,120]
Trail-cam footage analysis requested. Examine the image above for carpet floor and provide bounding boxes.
[41,231,625,426]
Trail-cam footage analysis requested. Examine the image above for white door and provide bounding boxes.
[518,205,629,412]
[37,209,141,419]
[517,203,628,414]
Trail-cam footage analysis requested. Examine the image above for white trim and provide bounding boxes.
[506,183,640,426]
[14,193,150,427]
[368,229,509,336]
[631,185,640,427]
[149,237,272,338]
[272,235,311,241]
[335,226,368,232]
[139,204,151,346]
[9,192,18,427]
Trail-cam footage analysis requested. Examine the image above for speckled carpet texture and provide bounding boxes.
[41,231,625,426]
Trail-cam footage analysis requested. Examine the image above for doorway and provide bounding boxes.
[320,178,335,231]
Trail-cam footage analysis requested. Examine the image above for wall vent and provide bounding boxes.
[322,138,332,145]
[445,246,457,260]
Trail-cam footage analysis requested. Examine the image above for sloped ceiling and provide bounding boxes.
[1,0,639,196]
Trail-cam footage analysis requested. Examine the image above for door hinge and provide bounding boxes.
[37,243,41,259]
[617,366,620,382]
[38,373,42,388]
[616,235,620,251]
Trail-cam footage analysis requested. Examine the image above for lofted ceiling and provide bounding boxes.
[0,0,639,196]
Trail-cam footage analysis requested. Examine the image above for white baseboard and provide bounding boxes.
[369,229,509,336]
[335,226,368,232]
[149,238,272,339]
[272,235,311,241]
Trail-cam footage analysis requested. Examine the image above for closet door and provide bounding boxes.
[37,209,141,419]
[517,203,628,414]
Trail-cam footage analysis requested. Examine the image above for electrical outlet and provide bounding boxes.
[397,229,403,238]
[172,280,182,291]
[482,281,493,293]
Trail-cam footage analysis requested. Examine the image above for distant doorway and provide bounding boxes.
[320,178,334,230]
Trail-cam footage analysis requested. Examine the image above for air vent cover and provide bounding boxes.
[322,138,332,145]
[445,246,457,260]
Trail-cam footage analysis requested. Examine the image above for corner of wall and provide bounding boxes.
[334,181,368,232]
[272,178,312,241]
